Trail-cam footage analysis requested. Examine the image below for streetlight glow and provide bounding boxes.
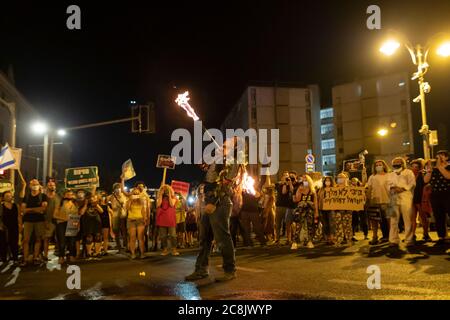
[31,122,48,135]
[57,129,67,137]
[380,40,401,56]
[436,42,450,57]
[377,128,388,137]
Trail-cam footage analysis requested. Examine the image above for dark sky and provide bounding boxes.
[1,0,450,189]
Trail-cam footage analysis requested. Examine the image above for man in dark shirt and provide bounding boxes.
[20,179,48,266]
[424,150,450,245]
[274,171,291,244]
[284,171,300,245]
[240,188,266,247]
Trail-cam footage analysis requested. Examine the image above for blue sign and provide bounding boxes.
[305,154,315,164]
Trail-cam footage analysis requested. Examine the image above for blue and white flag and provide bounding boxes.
[0,143,16,170]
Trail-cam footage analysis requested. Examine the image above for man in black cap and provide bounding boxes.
[424,150,450,245]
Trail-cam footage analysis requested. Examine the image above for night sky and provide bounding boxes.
[1,0,449,189]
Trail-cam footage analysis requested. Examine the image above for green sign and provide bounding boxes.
[65,166,99,189]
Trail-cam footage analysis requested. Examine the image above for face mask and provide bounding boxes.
[337,179,345,185]
[325,181,331,187]
[392,164,402,170]
[302,182,309,188]
[63,197,74,202]
[131,195,140,200]
[375,166,384,173]
[31,185,40,191]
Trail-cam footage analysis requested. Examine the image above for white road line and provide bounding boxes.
[1,261,13,274]
[4,267,21,287]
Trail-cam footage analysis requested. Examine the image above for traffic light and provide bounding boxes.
[131,103,155,133]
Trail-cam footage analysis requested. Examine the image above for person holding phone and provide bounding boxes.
[424,150,450,245]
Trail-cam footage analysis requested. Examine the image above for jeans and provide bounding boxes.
[352,211,368,237]
[56,222,77,258]
[158,226,176,250]
[0,225,19,262]
[230,216,244,248]
[430,192,450,239]
[320,210,333,237]
[195,196,236,274]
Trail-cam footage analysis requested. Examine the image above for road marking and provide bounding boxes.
[329,279,440,294]
[4,267,21,287]
[216,265,266,273]
[1,261,13,274]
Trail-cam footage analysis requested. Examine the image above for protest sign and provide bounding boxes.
[122,159,136,181]
[171,180,190,198]
[156,155,176,169]
[10,147,22,170]
[322,186,366,211]
[65,214,81,237]
[65,166,99,189]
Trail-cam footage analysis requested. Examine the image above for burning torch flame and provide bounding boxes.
[175,91,200,121]
[242,172,256,195]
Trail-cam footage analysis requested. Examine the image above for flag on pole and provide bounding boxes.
[0,143,16,170]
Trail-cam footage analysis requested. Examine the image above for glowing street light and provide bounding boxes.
[377,128,388,137]
[31,122,48,135]
[379,40,400,56]
[378,31,450,160]
[57,129,67,137]
[437,42,450,57]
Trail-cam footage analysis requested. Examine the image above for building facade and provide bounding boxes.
[220,83,322,180]
[330,72,415,173]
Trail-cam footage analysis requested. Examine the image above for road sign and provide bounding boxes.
[156,155,176,169]
[65,166,99,189]
[305,154,315,164]
[306,163,315,173]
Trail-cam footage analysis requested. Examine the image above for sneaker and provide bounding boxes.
[290,242,298,250]
[422,235,432,242]
[351,237,358,242]
[185,271,209,281]
[171,250,180,256]
[369,238,379,245]
[215,272,236,282]
[130,254,137,260]
[380,238,389,243]
[306,241,314,249]
[160,249,169,256]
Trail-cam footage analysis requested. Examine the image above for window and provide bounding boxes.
[320,108,333,119]
[321,123,334,135]
[321,139,335,150]
[322,155,336,166]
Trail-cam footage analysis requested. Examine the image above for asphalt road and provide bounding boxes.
[0,232,449,300]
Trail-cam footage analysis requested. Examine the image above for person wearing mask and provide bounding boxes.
[98,191,113,256]
[20,179,48,266]
[332,173,353,246]
[410,159,430,242]
[350,178,368,241]
[109,183,128,251]
[126,188,147,259]
[43,179,60,261]
[175,193,187,249]
[285,171,300,246]
[156,184,179,256]
[386,157,416,249]
[53,190,79,264]
[318,176,335,245]
[291,175,319,249]
[424,150,450,245]
[0,191,22,264]
[274,171,291,245]
[366,160,391,245]
[81,194,103,258]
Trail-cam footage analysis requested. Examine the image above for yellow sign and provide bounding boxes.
[322,186,365,211]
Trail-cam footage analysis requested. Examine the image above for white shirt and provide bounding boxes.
[386,168,416,204]
[367,174,390,205]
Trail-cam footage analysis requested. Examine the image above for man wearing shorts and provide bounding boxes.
[21,179,48,266]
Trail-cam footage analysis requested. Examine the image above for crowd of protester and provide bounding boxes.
[0,150,449,266]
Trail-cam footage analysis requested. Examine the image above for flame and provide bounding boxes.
[242,172,256,195]
[175,91,200,121]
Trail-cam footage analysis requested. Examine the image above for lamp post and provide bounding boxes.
[379,32,450,160]
[0,97,16,187]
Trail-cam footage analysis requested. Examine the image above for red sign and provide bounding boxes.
[171,180,190,199]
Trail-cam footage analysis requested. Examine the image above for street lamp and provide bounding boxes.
[379,31,450,160]
[377,128,388,137]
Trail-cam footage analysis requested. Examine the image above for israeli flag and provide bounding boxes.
[0,143,16,170]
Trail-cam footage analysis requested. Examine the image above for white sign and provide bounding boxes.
[10,148,22,170]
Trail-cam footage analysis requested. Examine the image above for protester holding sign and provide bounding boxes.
[366,160,391,245]
[109,183,128,251]
[54,190,79,264]
[318,176,335,245]
[156,184,179,256]
[331,173,353,246]
[386,157,416,248]
[350,178,368,241]
[80,194,103,258]
[20,179,48,266]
